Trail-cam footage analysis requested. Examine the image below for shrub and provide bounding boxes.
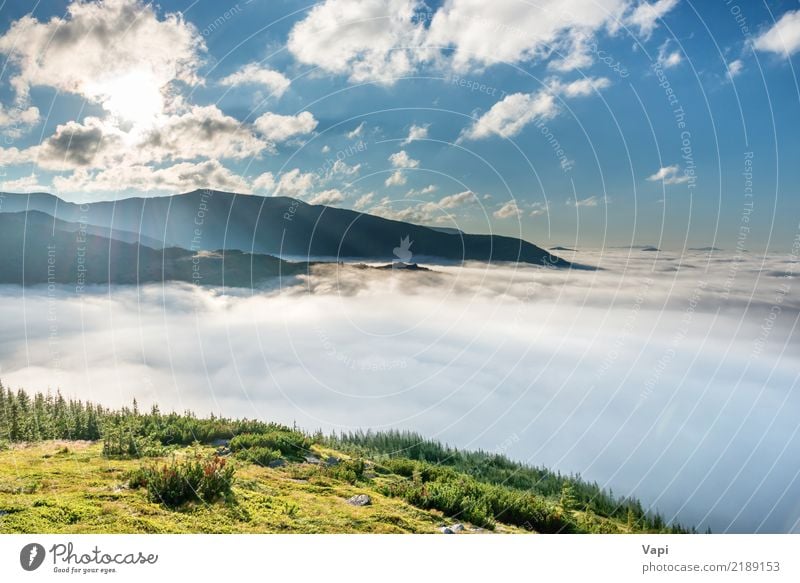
[323,458,366,484]
[379,458,574,532]
[234,446,282,466]
[229,430,310,460]
[128,453,235,506]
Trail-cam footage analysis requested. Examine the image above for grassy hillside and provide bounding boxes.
[0,384,689,534]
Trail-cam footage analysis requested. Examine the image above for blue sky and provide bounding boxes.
[0,0,798,250]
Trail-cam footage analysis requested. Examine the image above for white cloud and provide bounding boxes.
[548,31,594,72]
[353,191,375,209]
[385,170,408,187]
[727,59,744,79]
[625,0,679,39]
[552,76,612,97]
[567,195,608,207]
[287,0,425,84]
[346,122,366,139]
[308,188,345,206]
[0,104,40,137]
[493,200,522,219]
[254,111,318,142]
[401,124,429,145]
[331,159,362,178]
[657,40,683,69]
[753,10,800,57]
[437,190,476,209]
[647,165,689,185]
[287,0,655,83]
[389,150,420,168]
[371,190,476,223]
[0,173,50,193]
[219,63,291,97]
[52,160,251,194]
[427,0,627,71]
[405,184,438,198]
[274,168,317,197]
[10,106,269,171]
[252,172,276,194]
[529,201,549,217]
[661,51,682,68]
[0,0,204,121]
[462,77,610,140]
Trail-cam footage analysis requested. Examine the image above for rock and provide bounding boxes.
[304,455,321,464]
[268,459,286,468]
[325,456,340,466]
[346,494,372,506]
[450,523,465,533]
[439,527,454,534]
[210,438,230,447]
[215,446,231,456]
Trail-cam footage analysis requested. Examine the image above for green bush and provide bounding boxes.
[229,431,310,460]
[128,453,235,506]
[323,458,366,484]
[234,446,282,466]
[379,458,574,532]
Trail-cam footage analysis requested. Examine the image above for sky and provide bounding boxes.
[0,0,799,250]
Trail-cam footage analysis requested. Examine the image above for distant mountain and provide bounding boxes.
[0,211,307,287]
[0,190,567,267]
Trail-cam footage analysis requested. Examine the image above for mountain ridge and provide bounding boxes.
[0,190,569,267]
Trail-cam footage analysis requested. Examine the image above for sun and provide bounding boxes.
[87,69,165,127]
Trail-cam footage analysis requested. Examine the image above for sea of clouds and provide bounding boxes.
[1,248,798,533]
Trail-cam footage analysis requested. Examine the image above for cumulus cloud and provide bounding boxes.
[385,170,408,187]
[219,63,292,97]
[52,160,251,194]
[287,0,425,84]
[353,191,375,209]
[389,150,420,168]
[274,168,317,197]
[494,200,522,219]
[0,0,204,117]
[370,190,476,223]
[0,173,50,193]
[3,250,797,533]
[462,77,610,140]
[753,10,800,57]
[647,164,690,185]
[0,104,40,137]
[252,172,276,194]
[625,0,679,40]
[426,0,627,71]
[308,188,345,206]
[254,111,318,142]
[286,0,677,84]
[401,123,429,145]
[6,106,269,172]
[405,184,438,198]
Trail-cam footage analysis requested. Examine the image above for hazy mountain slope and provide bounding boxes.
[0,191,567,266]
[0,211,307,287]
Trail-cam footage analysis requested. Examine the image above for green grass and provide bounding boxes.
[0,440,529,534]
